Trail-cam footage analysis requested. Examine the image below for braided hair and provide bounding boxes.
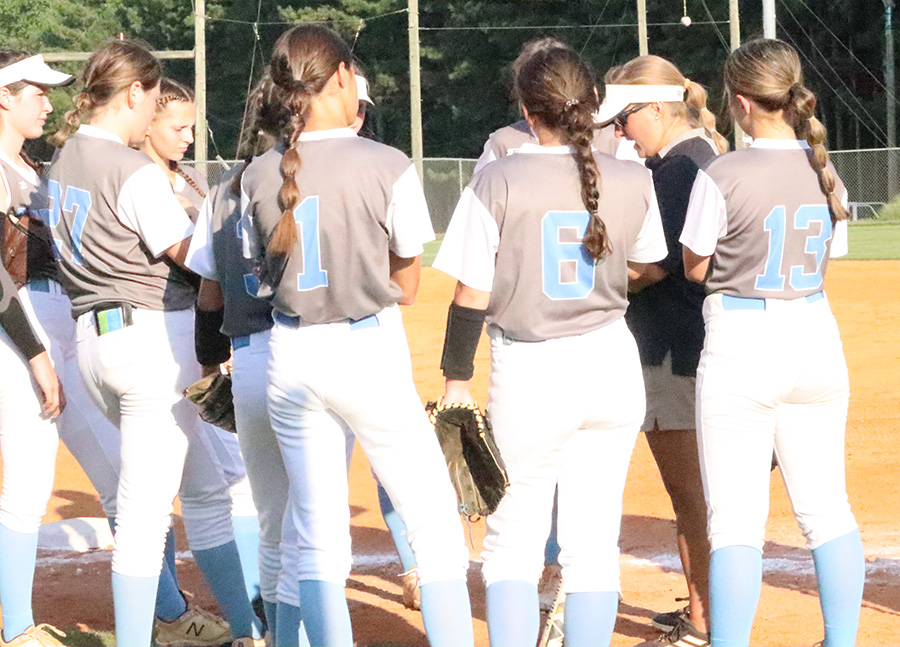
[517,47,609,260]
[265,25,353,258]
[724,39,849,221]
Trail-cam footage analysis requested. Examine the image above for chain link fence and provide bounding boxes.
[189,150,900,225]
[828,148,900,220]
[184,157,477,234]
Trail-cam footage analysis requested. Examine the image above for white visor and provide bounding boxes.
[355,75,373,106]
[0,55,74,89]
[597,84,686,125]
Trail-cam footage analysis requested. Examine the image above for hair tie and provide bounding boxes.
[564,98,579,109]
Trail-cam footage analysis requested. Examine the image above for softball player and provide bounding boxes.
[473,38,635,176]
[140,79,264,642]
[0,51,78,647]
[680,39,862,647]
[434,47,666,647]
[598,55,729,647]
[240,25,473,647]
[45,39,250,647]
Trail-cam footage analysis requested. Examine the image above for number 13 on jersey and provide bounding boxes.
[755,204,832,292]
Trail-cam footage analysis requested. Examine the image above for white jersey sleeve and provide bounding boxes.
[386,165,435,258]
[116,164,194,258]
[432,186,500,292]
[680,169,727,257]
[185,196,218,280]
[829,190,850,259]
[473,140,497,175]
[627,178,667,263]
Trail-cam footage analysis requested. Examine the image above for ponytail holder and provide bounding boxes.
[565,98,579,109]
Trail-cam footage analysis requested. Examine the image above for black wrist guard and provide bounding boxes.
[195,307,231,366]
[440,302,487,381]
[0,296,45,360]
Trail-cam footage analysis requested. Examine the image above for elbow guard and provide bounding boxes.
[440,302,487,381]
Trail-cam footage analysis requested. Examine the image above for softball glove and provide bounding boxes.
[184,373,236,433]
[426,401,509,520]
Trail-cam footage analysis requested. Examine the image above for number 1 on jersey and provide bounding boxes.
[294,195,328,291]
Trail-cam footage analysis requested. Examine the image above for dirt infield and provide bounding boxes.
[20,260,900,646]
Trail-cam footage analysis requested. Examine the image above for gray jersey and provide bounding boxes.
[435,145,666,342]
[475,120,620,174]
[49,129,196,317]
[242,132,433,323]
[685,144,846,299]
[206,168,273,337]
[0,155,57,283]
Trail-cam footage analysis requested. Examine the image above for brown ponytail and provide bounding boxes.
[264,26,353,258]
[51,39,161,148]
[724,39,849,221]
[606,55,729,154]
[517,48,609,261]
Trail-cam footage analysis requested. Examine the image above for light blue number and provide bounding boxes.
[754,206,786,291]
[790,205,831,291]
[64,186,93,265]
[47,180,62,227]
[293,196,328,291]
[755,204,833,292]
[541,210,594,300]
[243,273,260,297]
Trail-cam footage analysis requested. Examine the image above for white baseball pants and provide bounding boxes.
[481,317,644,593]
[697,293,858,553]
[266,304,469,587]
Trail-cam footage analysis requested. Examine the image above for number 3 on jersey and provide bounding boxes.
[293,196,328,291]
[755,204,832,292]
[48,180,92,265]
[541,210,594,300]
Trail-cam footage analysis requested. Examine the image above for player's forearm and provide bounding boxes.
[389,252,422,305]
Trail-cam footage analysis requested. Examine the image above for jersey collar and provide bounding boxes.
[658,128,716,158]
[76,124,125,145]
[298,127,357,142]
[516,142,574,155]
[0,150,39,186]
[749,138,810,150]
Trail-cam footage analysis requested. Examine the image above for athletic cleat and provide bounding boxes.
[651,604,689,632]
[399,567,421,610]
[537,564,563,612]
[154,606,232,647]
[538,588,565,647]
[0,625,68,647]
[656,616,709,647]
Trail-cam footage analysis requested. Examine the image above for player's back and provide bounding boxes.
[699,144,846,300]
[243,134,422,323]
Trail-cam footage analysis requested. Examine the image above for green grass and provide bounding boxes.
[845,221,900,260]
[422,234,444,267]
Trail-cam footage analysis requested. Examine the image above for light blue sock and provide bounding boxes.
[274,601,311,647]
[377,484,417,572]
[155,556,188,622]
[709,545,763,647]
[544,487,560,566]
[812,530,865,647]
[0,523,38,640]
[297,580,352,647]
[563,591,619,647]
[485,580,539,647]
[419,580,474,647]
[232,515,262,602]
[263,600,278,645]
[163,528,178,586]
[112,572,160,647]
[192,540,257,638]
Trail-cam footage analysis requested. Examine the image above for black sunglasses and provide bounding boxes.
[613,103,650,129]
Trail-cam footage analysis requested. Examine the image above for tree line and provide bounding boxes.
[1,0,890,160]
